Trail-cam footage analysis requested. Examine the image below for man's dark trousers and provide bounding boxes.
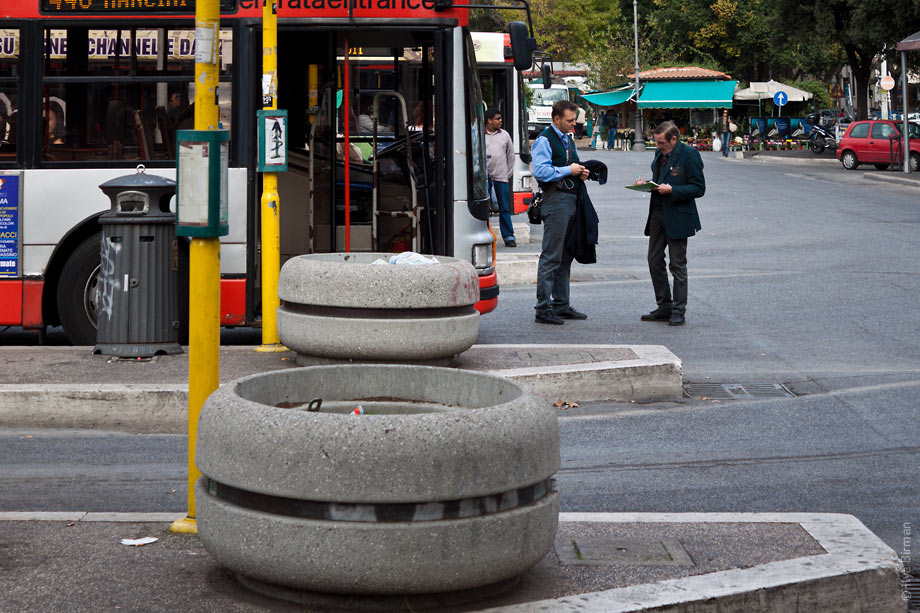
[535,190,576,314]
[493,180,515,241]
[647,206,688,314]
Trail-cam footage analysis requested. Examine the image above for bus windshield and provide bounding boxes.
[531,87,567,106]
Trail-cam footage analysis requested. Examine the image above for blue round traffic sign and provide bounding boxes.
[773,91,788,106]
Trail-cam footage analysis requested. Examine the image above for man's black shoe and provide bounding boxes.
[668,312,685,326]
[640,308,672,321]
[535,311,564,325]
[504,239,517,248]
[555,307,587,320]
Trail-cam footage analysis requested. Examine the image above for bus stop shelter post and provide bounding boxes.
[171,0,222,536]
[258,0,286,350]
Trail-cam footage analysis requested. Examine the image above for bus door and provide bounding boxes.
[474,35,533,217]
[275,28,445,262]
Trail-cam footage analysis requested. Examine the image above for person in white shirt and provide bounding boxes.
[484,108,517,247]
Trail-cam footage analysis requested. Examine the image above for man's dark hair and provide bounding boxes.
[653,120,680,141]
[551,100,578,119]
[485,108,502,122]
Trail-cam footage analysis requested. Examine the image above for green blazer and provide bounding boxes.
[644,141,704,240]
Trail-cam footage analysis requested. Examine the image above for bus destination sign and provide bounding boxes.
[41,0,237,14]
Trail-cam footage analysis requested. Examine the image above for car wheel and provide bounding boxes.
[841,150,859,170]
[911,153,920,173]
[56,233,101,345]
[874,163,890,170]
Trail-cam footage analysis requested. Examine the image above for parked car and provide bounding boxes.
[836,120,920,171]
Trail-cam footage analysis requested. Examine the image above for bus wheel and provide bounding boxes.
[56,233,101,346]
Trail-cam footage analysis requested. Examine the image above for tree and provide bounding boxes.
[778,0,920,119]
[644,0,788,82]
[530,0,623,64]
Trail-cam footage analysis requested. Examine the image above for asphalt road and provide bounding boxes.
[2,150,918,557]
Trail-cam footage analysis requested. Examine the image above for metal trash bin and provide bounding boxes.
[93,166,182,357]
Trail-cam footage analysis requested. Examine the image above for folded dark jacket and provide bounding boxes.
[565,181,600,264]
[581,160,608,185]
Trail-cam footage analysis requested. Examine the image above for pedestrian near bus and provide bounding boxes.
[531,100,591,325]
[484,108,516,247]
[720,109,732,157]
[634,121,704,326]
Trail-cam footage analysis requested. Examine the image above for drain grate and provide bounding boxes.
[683,383,796,400]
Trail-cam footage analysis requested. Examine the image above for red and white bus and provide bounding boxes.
[472,31,533,216]
[0,0,528,344]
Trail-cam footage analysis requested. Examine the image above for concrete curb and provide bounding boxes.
[485,512,904,613]
[0,383,187,433]
[864,172,920,187]
[489,344,682,403]
[495,252,538,285]
[0,511,902,612]
[0,344,682,433]
[511,222,532,244]
[747,154,840,166]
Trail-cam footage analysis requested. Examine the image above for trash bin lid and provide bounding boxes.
[99,165,175,190]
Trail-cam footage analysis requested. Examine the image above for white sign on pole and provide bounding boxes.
[880,75,896,91]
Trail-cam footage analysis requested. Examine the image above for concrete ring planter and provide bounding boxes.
[277,253,480,361]
[195,364,560,596]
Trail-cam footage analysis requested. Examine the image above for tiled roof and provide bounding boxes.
[638,67,730,81]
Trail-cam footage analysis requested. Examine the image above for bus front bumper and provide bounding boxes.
[476,270,499,314]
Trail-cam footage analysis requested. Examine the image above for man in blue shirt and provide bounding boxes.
[531,100,590,325]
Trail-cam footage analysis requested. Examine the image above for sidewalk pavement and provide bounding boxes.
[0,344,682,434]
[0,288,906,610]
[0,512,904,612]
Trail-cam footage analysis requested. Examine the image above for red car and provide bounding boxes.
[836,120,920,171]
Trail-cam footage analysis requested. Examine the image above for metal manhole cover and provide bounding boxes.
[683,383,795,400]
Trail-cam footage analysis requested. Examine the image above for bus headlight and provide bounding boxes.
[472,243,493,269]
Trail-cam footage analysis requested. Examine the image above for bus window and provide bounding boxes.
[516,72,530,161]
[0,28,18,159]
[41,26,233,162]
[464,33,489,209]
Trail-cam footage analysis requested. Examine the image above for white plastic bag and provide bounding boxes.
[389,252,438,266]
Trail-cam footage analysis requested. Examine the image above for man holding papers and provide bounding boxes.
[633,121,704,326]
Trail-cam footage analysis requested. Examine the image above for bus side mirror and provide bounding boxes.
[508,22,536,72]
[542,65,552,89]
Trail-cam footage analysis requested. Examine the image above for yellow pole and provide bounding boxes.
[308,64,318,125]
[257,0,285,352]
[171,0,221,535]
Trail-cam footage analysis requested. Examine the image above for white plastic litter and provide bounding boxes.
[389,252,438,266]
[372,258,389,265]
[120,537,158,546]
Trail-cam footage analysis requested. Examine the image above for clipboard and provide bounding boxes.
[624,181,659,192]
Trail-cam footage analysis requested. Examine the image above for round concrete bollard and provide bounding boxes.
[277,253,480,362]
[195,364,559,597]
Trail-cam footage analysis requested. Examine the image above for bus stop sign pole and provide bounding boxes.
[257,0,286,351]
[171,0,223,535]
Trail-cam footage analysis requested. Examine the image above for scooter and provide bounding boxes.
[805,113,837,154]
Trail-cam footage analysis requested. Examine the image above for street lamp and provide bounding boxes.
[632,0,646,151]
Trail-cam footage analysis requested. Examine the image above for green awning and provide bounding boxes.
[638,80,737,109]
[582,86,636,107]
